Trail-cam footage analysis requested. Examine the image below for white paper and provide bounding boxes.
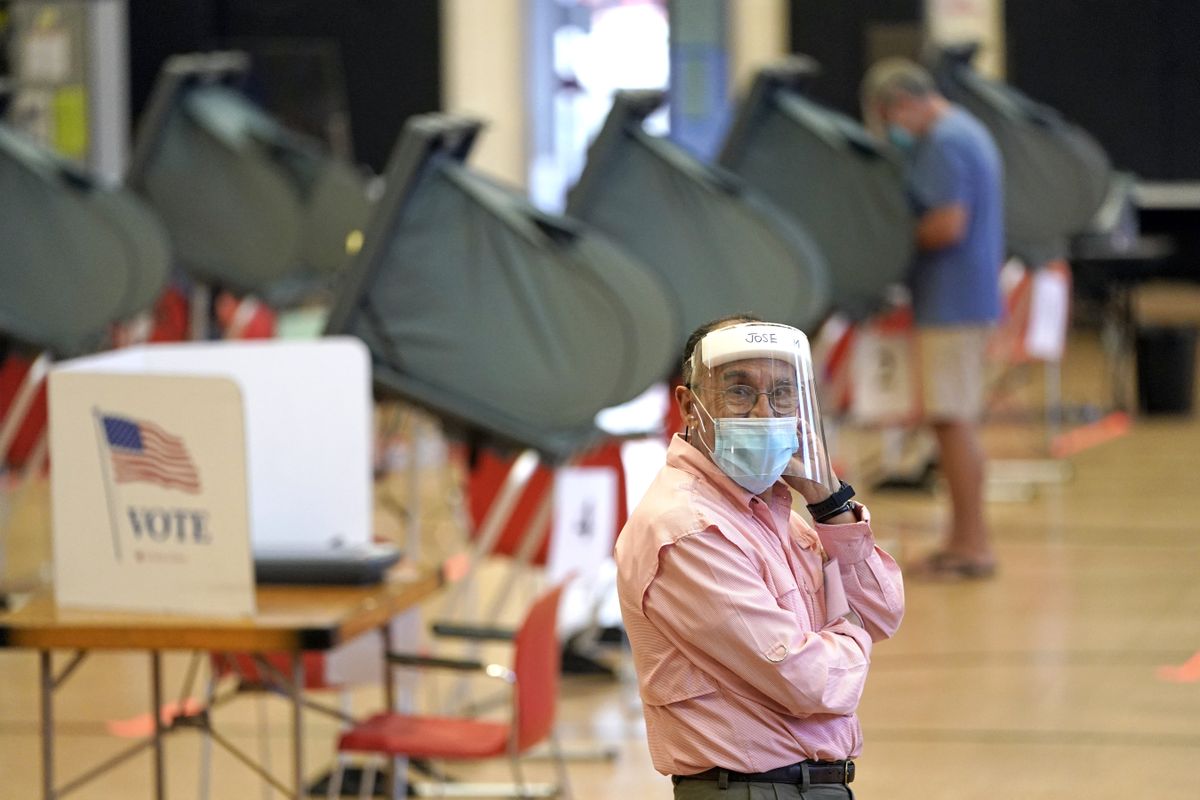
[547,467,619,635]
[823,559,850,623]
[22,30,71,82]
[1024,268,1070,362]
[850,328,919,424]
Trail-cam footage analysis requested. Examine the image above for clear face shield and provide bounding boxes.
[688,322,837,496]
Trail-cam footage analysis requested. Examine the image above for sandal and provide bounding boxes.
[907,551,997,581]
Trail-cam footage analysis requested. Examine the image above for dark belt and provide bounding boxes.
[671,760,854,786]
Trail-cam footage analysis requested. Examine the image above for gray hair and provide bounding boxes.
[861,58,936,110]
[681,313,761,385]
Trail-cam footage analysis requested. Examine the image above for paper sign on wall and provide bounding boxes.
[49,372,255,616]
[546,467,618,635]
[1024,267,1071,362]
[850,328,920,425]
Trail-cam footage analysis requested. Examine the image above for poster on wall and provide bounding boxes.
[546,466,619,635]
[926,0,1005,78]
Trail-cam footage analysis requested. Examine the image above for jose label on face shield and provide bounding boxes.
[745,331,778,344]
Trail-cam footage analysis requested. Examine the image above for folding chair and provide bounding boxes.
[329,582,572,799]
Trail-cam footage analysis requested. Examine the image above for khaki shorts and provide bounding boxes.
[918,325,991,422]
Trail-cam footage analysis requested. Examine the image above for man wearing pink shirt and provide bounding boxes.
[616,316,905,798]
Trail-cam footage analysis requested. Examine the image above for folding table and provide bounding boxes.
[0,564,442,800]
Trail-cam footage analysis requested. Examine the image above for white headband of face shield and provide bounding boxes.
[693,323,813,371]
[687,322,835,494]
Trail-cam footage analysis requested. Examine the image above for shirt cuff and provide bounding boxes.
[822,615,874,655]
[814,504,875,564]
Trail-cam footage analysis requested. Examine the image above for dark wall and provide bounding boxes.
[129,0,441,173]
[1006,0,1200,180]
[128,0,216,129]
[787,0,923,118]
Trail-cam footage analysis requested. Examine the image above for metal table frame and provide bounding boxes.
[0,567,442,800]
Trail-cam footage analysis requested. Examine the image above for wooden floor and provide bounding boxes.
[2,327,1199,798]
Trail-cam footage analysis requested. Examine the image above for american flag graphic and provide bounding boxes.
[102,415,201,493]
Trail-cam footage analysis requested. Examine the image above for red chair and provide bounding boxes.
[328,583,572,799]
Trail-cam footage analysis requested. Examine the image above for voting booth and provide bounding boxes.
[1,124,171,356]
[48,337,373,617]
[128,52,372,298]
[326,113,679,463]
[931,44,1112,267]
[567,89,831,343]
[719,58,914,321]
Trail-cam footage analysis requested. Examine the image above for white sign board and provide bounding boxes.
[1025,268,1071,362]
[53,338,372,551]
[546,467,618,635]
[850,328,919,425]
[49,372,255,616]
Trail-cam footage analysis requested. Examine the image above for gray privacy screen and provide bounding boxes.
[326,116,680,461]
[129,54,371,295]
[567,91,830,343]
[720,65,914,321]
[932,46,1111,265]
[0,125,169,354]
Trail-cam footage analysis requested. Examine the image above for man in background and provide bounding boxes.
[862,58,1004,579]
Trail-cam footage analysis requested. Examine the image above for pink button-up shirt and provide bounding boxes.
[614,435,904,776]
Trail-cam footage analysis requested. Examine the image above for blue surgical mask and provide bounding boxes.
[887,123,915,153]
[711,416,799,495]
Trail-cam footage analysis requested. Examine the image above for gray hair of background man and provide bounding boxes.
[860,57,938,132]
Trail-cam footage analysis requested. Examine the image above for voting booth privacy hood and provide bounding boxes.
[128,52,373,295]
[567,90,831,343]
[931,44,1112,265]
[0,125,170,355]
[325,115,680,461]
[719,59,914,321]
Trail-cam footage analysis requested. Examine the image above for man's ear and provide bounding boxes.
[674,383,694,424]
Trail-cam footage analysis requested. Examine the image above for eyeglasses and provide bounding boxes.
[717,384,799,415]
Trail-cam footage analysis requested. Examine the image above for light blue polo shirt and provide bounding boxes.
[907,107,1004,327]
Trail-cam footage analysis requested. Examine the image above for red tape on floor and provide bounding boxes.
[1157,651,1200,684]
[106,697,205,738]
[1049,412,1131,459]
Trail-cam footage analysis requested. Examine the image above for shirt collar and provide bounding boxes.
[665,433,792,511]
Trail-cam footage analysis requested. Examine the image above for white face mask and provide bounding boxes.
[693,398,798,495]
[711,416,799,495]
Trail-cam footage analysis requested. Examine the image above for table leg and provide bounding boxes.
[150,651,166,800]
[40,650,54,800]
[382,623,396,712]
[380,622,407,800]
[291,652,304,800]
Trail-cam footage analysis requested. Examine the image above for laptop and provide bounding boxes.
[57,338,399,586]
[253,541,402,586]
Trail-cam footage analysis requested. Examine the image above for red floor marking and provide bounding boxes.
[442,552,471,583]
[106,697,205,738]
[1156,651,1200,683]
[1049,412,1131,459]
